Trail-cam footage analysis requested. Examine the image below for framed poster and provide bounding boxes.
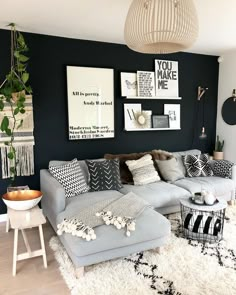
[152,115,169,128]
[121,72,137,97]
[66,66,114,140]
[155,59,179,97]
[164,104,181,129]
[137,71,155,97]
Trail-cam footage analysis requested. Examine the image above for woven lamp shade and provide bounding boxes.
[124,0,199,54]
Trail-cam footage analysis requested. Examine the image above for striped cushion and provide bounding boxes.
[49,159,89,198]
[125,154,160,185]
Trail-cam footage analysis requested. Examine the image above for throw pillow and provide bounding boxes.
[104,149,172,184]
[156,157,185,182]
[49,159,89,198]
[125,154,160,185]
[182,154,213,178]
[211,160,234,178]
[86,159,123,192]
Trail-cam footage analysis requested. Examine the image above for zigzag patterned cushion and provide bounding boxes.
[211,160,234,178]
[183,154,213,177]
[49,159,89,198]
[86,159,123,192]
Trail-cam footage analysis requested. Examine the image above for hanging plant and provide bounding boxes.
[0,23,32,185]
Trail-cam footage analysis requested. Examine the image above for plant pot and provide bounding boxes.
[213,151,224,160]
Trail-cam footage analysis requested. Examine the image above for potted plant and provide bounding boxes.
[0,23,32,186]
[213,135,224,160]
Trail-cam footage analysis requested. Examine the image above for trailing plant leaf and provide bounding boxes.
[20,109,25,114]
[17,119,23,129]
[0,100,4,111]
[7,152,14,160]
[14,108,20,115]
[22,73,29,84]
[6,128,12,136]
[1,116,9,131]
[18,54,29,62]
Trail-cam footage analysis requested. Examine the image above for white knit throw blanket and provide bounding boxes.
[0,95,34,178]
[57,192,151,242]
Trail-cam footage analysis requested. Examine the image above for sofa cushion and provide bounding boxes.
[49,159,89,198]
[86,159,123,191]
[211,160,235,178]
[174,176,235,200]
[104,150,172,184]
[125,154,160,185]
[119,181,191,208]
[156,157,185,182]
[183,154,213,177]
[57,193,170,257]
[172,149,201,176]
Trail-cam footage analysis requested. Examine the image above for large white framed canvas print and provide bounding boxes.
[66,66,114,140]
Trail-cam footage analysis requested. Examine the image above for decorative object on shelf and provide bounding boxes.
[134,110,152,129]
[0,23,34,183]
[121,72,137,97]
[66,66,114,140]
[164,104,180,129]
[222,89,236,125]
[124,0,198,54]
[137,71,155,97]
[152,115,169,128]
[213,135,224,160]
[2,190,42,211]
[124,103,141,130]
[155,59,179,98]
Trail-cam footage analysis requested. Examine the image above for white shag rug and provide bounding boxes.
[49,207,236,295]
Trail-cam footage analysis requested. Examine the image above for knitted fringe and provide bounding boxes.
[57,211,136,242]
[1,145,34,179]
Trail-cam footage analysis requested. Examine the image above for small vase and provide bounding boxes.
[213,151,224,160]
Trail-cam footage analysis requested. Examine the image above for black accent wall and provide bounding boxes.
[0,29,219,214]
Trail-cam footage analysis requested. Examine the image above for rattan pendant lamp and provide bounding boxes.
[124,0,199,54]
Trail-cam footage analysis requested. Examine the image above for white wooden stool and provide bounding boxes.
[8,205,47,276]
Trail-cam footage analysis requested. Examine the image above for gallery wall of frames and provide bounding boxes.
[0,28,219,214]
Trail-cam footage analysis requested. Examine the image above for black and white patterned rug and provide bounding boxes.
[50,207,236,295]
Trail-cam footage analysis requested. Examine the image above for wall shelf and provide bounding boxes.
[125,128,181,132]
[125,96,182,100]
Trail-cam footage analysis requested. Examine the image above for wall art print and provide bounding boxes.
[137,71,155,97]
[155,59,179,98]
[66,66,114,140]
[164,104,181,130]
[121,72,137,97]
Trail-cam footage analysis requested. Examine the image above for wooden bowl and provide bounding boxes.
[2,190,43,211]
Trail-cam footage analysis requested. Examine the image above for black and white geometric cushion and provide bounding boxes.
[211,160,235,178]
[86,159,123,192]
[49,159,89,198]
[183,154,213,178]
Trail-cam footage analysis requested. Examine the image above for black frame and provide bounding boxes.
[152,115,169,128]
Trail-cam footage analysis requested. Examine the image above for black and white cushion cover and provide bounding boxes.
[49,159,89,198]
[86,159,123,192]
[183,154,213,177]
[211,160,234,178]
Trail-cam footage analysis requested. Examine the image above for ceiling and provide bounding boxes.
[0,0,236,56]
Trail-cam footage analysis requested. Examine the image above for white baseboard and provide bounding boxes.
[0,214,7,223]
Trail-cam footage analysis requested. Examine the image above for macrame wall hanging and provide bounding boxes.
[0,95,35,179]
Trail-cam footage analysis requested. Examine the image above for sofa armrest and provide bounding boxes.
[40,169,66,217]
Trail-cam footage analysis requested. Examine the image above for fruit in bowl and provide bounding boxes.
[2,190,43,211]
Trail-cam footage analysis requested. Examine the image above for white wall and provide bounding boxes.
[217,51,236,162]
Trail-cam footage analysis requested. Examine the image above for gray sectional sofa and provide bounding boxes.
[40,149,236,272]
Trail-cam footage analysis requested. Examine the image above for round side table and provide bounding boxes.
[180,198,227,243]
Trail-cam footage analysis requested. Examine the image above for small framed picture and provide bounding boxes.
[152,115,169,128]
[120,72,137,97]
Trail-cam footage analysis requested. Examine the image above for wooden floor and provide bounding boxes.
[0,220,70,295]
